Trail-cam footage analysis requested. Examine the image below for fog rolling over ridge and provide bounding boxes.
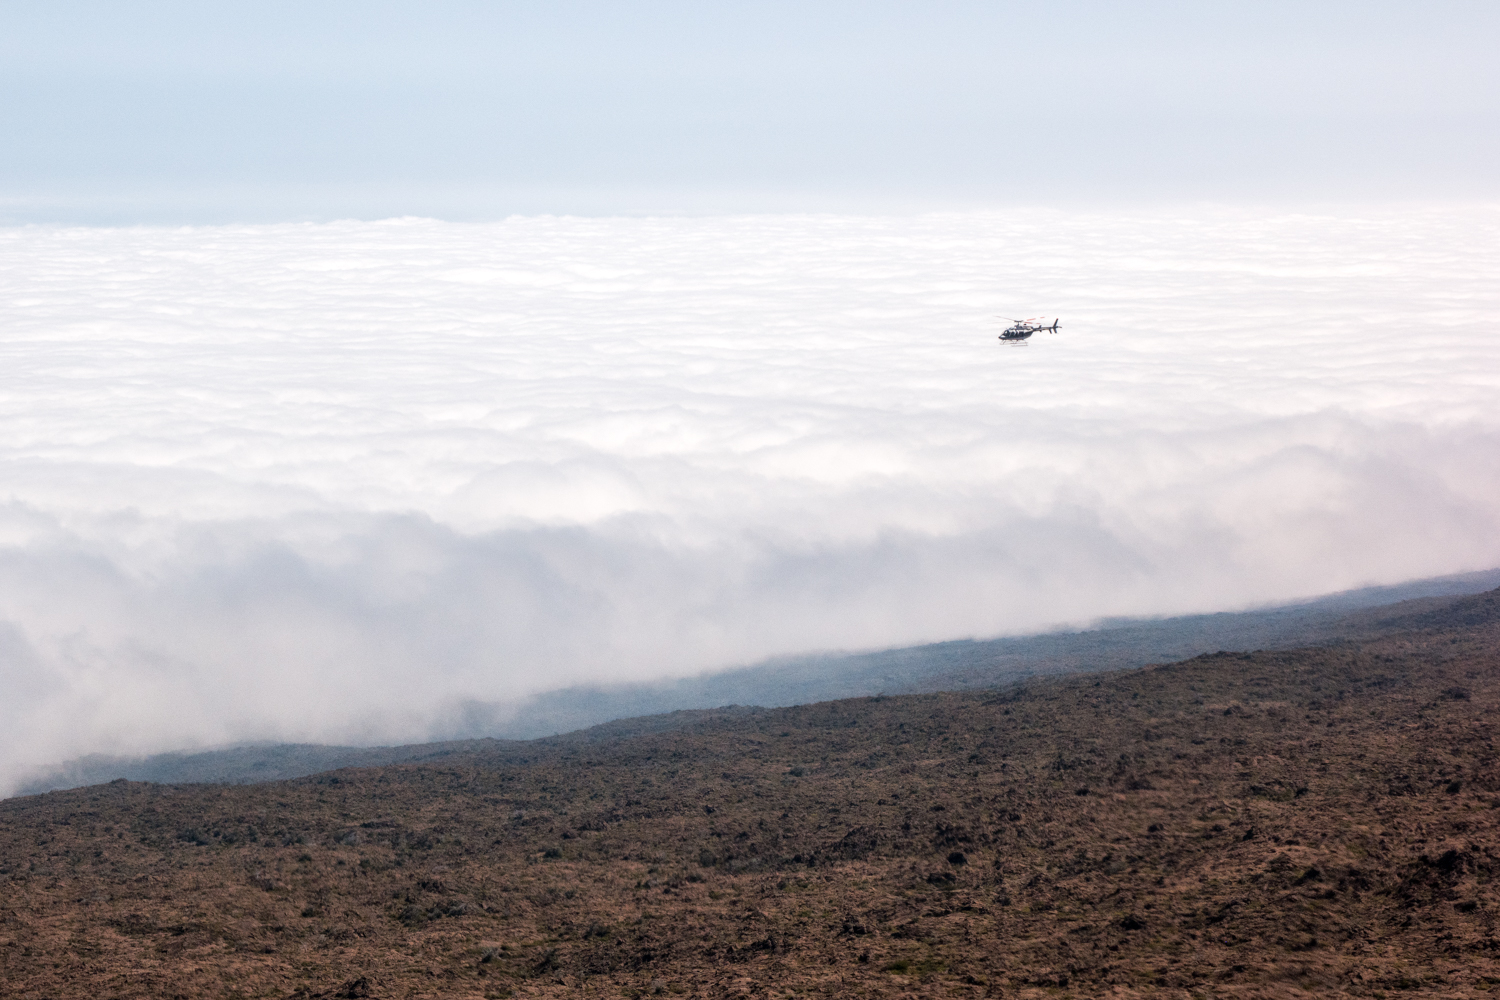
[1,207,1498,795]
[20,568,1500,796]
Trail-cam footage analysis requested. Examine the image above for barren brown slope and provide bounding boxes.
[2,589,1499,999]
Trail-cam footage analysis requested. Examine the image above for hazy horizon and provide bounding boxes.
[3,2,1498,222]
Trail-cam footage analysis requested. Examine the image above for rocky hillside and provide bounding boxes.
[2,589,1497,998]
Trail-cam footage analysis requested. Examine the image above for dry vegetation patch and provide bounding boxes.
[3,591,1499,998]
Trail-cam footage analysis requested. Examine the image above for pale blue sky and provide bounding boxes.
[2,1,1497,221]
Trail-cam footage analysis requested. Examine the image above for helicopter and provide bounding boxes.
[999,317,1060,342]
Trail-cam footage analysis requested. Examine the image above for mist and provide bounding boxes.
[0,206,1496,792]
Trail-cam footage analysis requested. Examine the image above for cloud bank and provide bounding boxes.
[1,207,1498,790]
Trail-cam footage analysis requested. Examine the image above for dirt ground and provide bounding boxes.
[3,590,1498,999]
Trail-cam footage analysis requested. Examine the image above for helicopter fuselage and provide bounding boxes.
[999,318,1059,341]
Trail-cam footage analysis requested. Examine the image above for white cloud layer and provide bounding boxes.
[1,207,1498,791]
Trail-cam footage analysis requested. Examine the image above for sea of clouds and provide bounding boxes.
[1,207,1497,792]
